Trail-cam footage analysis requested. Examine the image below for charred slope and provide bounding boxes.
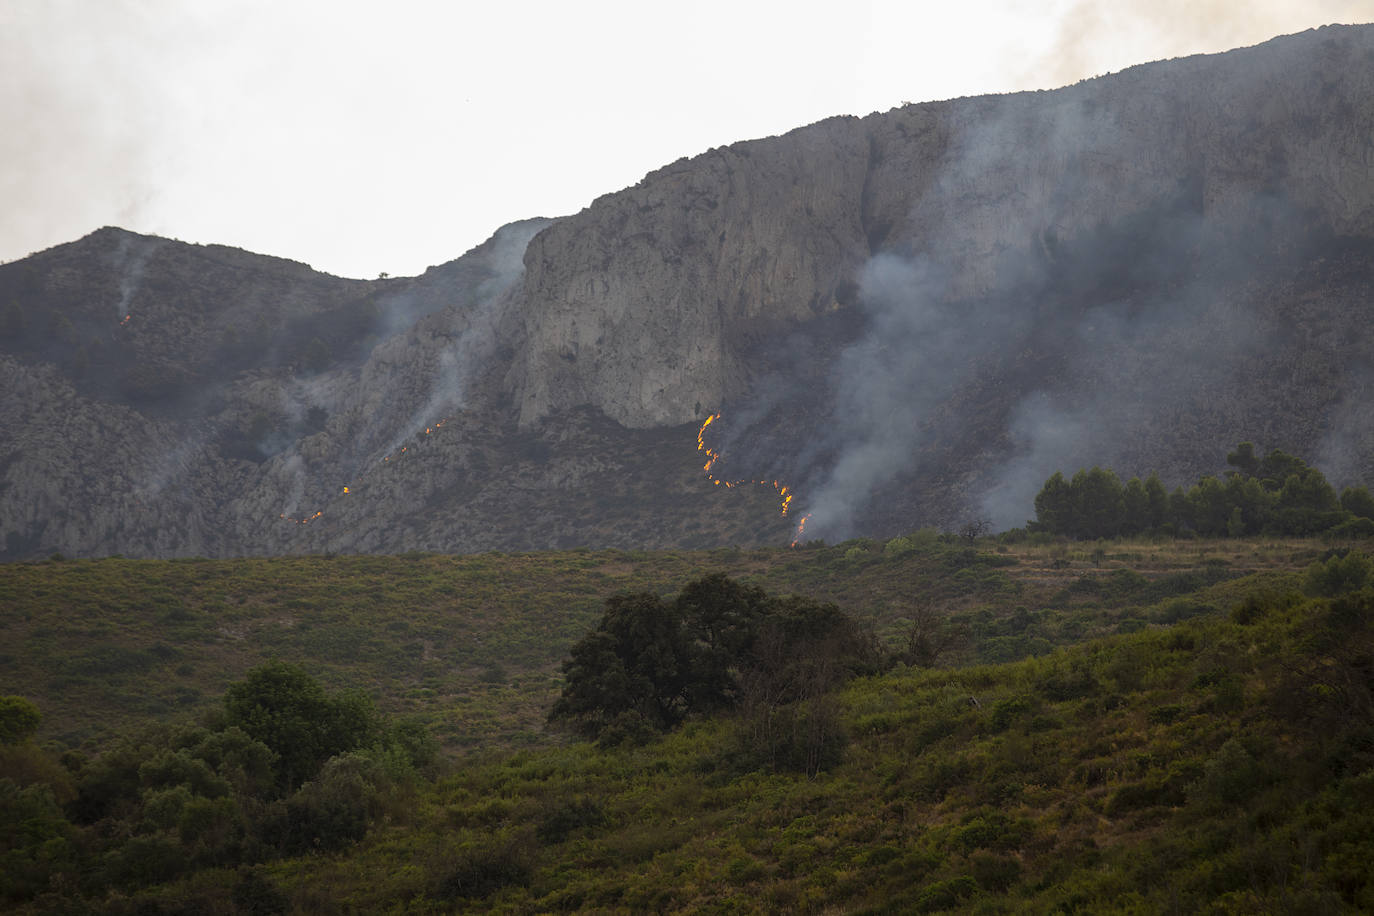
[3,26,1374,558]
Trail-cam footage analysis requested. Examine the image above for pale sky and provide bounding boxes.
[3,1,1370,279]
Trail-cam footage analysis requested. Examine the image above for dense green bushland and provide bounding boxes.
[1,661,434,909]
[550,575,879,776]
[3,538,1373,911]
[1032,443,1374,540]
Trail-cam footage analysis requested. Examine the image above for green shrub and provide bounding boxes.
[232,866,289,915]
[1104,568,1148,597]
[916,875,978,912]
[1305,552,1372,597]
[1190,739,1272,809]
[0,779,75,902]
[0,697,40,745]
[433,838,533,902]
[1326,518,1374,540]
[883,536,915,556]
[989,696,1033,733]
[224,661,381,791]
[1148,704,1186,725]
[1153,598,1217,624]
[102,831,188,889]
[1231,594,1269,625]
[1035,658,1100,701]
[263,752,393,854]
[969,850,1022,891]
[953,811,1029,852]
[1104,780,1181,816]
[536,797,607,845]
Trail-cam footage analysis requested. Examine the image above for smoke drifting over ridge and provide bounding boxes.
[779,47,1369,541]
[259,219,549,522]
[1023,0,1370,92]
[368,219,548,457]
[795,193,1313,539]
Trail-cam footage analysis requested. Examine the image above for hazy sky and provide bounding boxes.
[3,1,1369,279]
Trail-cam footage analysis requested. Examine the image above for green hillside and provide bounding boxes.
[3,536,1371,913]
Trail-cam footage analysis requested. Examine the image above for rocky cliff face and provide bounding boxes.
[501,24,1374,540]
[3,25,1374,558]
[503,26,1374,431]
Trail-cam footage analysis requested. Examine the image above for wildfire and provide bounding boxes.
[119,314,132,327]
[696,413,811,546]
[382,417,451,463]
[280,416,453,525]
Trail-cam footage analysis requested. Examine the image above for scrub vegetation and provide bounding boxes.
[2,532,1372,913]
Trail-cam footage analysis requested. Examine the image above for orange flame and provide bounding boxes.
[119,314,132,327]
[697,413,809,545]
[382,417,452,463]
[283,416,453,525]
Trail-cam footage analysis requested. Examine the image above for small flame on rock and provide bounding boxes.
[383,417,451,463]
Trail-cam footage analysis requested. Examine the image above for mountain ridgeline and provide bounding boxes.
[4,25,1374,559]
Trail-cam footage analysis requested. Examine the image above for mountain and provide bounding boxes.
[3,25,1374,559]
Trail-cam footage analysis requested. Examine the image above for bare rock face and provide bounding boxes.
[502,26,1374,430]
[4,25,1374,558]
[504,122,873,428]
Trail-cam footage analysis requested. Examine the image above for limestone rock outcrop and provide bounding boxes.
[502,26,1374,429]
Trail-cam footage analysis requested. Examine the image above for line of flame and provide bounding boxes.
[697,413,811,546]
[280,417,452,524]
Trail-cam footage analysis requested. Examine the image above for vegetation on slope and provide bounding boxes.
[2,531,1324,754]
[2,537,1371,912]
[285,548,1374,914]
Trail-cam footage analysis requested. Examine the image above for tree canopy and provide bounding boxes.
[0,695,41,745]
[1030,444,1373,539]
[223,660,380,791]
[549,574,873,743]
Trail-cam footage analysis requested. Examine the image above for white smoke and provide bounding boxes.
[110,233,165,320]
[1315,368,1374,488]
[799,253,1033,540]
